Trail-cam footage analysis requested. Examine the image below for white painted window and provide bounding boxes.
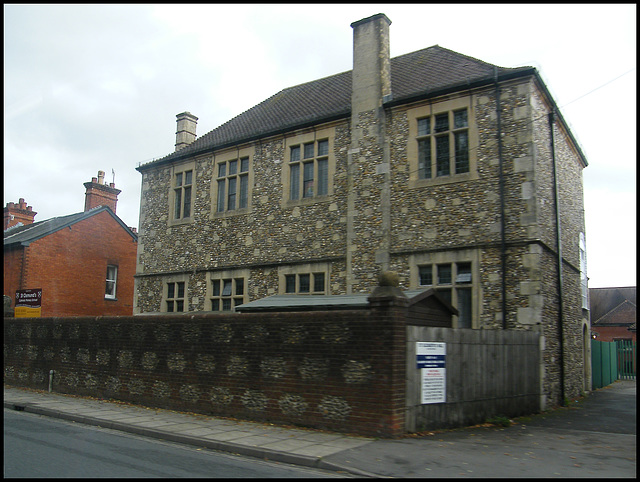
[105,265,117,299]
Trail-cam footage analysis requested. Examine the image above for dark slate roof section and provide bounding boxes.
[137,45,536,171]
[235,288,457,313]
[591,299,637,327]
[3,206,137,247]
[589,286,637,322]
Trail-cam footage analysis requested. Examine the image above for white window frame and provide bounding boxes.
[105,265,118,300]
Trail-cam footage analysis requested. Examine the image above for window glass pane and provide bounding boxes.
[454,131,469,174]
[436,135,450,176]
[174,189,182,218]
[167,300,174,312]
[435,113,449,133]
[303,162,314,198]
[212,280,220,296]
[222,279,232,296]
[183,186,191,218]
[229,160,237,175]
[299,274,310,293]
[235,278,244,296]
[175,173,183,187]
[454,109,468,129]
[285,274,296,293]
[212,299,219,311]
[290,146,300,163]
[167,282,175,299]
[313,273,325,292]
[457,288,472,328]
[234,298,243,308]
[418,117,430,136]
[240,157,249,172]
[438,288,452,304]
[419,265,433,285]
[317,139,329,156]
[317,159,328,196]
[185,170,192,185]
[456,263,472,283]
[437,264,452,284]
[222,299,231,311]
[418,138,431,179]
[303,143,314,159]
[218,163,226,178]
[290,164,300,200]
[239,175,248,209]
[106,281,115,297]
[227,177,237,211]
[177,282,185,298]
[176,300,184,312]
[217,180,226,212]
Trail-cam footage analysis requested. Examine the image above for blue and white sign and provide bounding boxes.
[416,342,446,404]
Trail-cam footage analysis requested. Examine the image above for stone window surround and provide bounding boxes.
[210,146,254,219]
[409,248,480,328]
[278,262,330,295]
[162,273,189,313]
[406,95,479,189]
[206,268,250,312]
[168,161,196,227]
[281,126,336,208]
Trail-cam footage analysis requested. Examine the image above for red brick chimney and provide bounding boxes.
[84,170,121,213]
[4,198,37,230]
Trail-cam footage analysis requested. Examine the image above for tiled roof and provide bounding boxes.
[3,206,137,247]
[138,45,533,169]
[589,286,637,322]
[592,299,637,327]
[235,288,455,313]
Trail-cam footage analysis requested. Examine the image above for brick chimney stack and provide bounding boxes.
[84,170,121,213]
[4,198,37,230]
[175,112,198,151]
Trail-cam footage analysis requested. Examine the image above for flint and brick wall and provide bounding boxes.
[3,296,408,438]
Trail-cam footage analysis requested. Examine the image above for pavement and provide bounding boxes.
[4,380,636,478]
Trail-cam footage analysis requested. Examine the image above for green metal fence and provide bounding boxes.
[616,339,636,380]
[592,339,637,389]
[592,340,617,389]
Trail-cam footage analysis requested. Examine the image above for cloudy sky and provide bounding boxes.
[4,4,636,288]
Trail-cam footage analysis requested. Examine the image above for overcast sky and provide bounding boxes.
[4,4,636,289]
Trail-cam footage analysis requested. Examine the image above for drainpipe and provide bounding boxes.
[549,110,566,406]
[495,69,507,330]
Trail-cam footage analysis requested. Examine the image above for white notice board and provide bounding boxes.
[416,342,446,404]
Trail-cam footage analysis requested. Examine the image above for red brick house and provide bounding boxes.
[590,287,636,342]
[3,172,138,316]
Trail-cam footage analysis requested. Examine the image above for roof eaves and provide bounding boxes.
[136,110,351,172]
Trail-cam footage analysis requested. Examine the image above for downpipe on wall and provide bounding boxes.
[549,110,566,406]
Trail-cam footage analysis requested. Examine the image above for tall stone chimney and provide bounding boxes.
[346,13,393,293]
[350,13,392,113]
[4,198,37,230]
[175,112,198,151]
[84,170,121,213]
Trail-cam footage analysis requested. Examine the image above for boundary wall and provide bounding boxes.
[4,294,541,437]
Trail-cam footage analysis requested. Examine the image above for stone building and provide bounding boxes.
[134,14,590,405]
